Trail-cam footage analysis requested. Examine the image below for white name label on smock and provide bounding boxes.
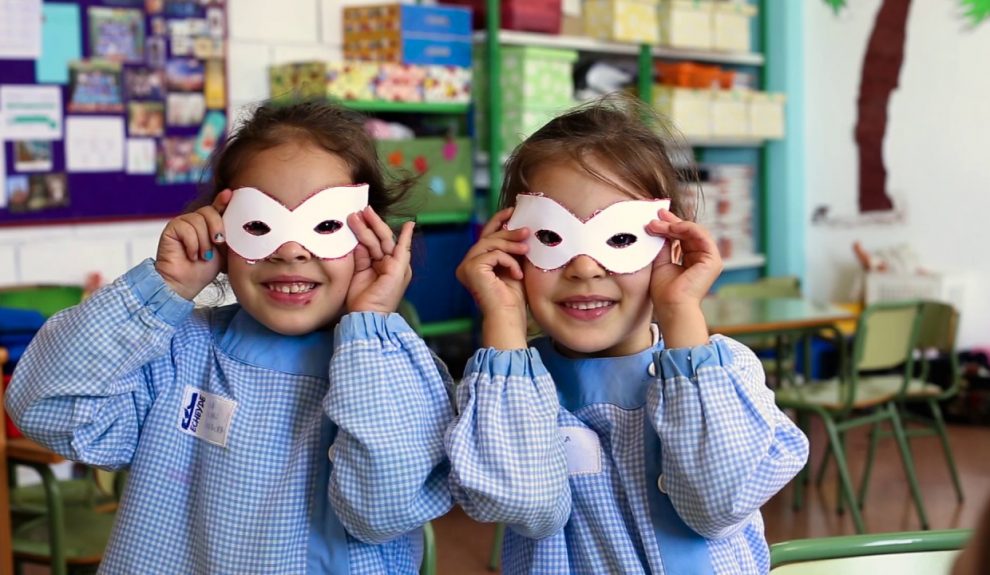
[177,386,236,448]
[560,426,602,475]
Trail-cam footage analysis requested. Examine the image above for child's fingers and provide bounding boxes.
[474,249,524,281]
[463,228,529,262]
[172,218,204,261]
[211,188,233,214]
[480,207,516,237]
[393,221,415,261]
[362,206,397,255]
[352,243,372,272]
[196,204,225,248]
[348,211,384,260]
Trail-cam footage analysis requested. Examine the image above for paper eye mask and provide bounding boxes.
[506,194,671,274]
[223,184,369,260]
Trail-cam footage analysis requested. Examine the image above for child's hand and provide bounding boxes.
[155,189,231,300]
[646,209,721,347]
[346,206,414,314]
[456,208,530,349]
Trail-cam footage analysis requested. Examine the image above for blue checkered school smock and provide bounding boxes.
[5,260,454,574]
[445,333,809,574]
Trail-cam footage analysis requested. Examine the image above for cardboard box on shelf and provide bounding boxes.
[584,0,660,44]
[343,3,473,66]
[269,61,328,100]
[658,0,713,50]
[325,61,380,101]
[652,86,711,138]
[711,89,749,138]
[748,92,786,139]
[712,1,757,53]
[444,0,563,34]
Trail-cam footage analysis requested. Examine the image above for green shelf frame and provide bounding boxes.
[419,317,474,337]
[415,212,474,225]
[341,100,470,114]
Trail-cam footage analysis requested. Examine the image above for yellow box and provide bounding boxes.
[748,92,786,139]
[326,61,380,101]
[584,0,660,44]
[712,1,757,53]
[652,85,711,138]
[711,89,749,138]
[658,0,713,50]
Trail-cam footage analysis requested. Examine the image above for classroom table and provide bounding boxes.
[701,297,859,384]
[701,297,858,338]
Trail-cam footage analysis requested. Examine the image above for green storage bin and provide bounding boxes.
[0,285,84,318]
[376,137,473,218]
[475,45,578,109]
[474,45,577,153]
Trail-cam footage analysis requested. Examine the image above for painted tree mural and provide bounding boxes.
[824,0,990,212]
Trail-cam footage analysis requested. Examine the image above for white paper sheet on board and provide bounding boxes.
[126,138,156,175]
[0,85,62,141]
[0,0,42,60]
[65,116,125,172]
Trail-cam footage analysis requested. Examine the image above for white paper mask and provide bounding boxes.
[223,184,369,260]
[507,194,671,274]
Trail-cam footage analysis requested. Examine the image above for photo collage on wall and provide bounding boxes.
[0,0,228,219]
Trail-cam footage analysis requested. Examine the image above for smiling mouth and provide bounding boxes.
[561,300,615,310]
[264,282,317,294]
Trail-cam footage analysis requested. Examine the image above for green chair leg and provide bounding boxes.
[488,523,505,571]
[888,404,930,530]
[822,416,865,533]
[857,422,882,509]
[928,398,964,503]
[836,431,847,515]
[420,521,436,575]
[815,438,832,486]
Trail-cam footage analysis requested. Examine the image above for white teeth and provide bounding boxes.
[564,301,612,310]
[267,282,316,294]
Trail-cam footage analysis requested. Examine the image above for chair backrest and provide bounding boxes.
[770,529,970,574]
[852,301,922,372]
[717,276,802,300]
[914,300,961,397]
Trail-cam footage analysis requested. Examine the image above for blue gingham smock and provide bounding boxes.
[445,333,809,575]
[5,259,454,574]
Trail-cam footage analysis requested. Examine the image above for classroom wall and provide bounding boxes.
[803,0,990,349]
[0,0,397,287]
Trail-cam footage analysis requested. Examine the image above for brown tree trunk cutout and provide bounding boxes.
[856,0,913,212]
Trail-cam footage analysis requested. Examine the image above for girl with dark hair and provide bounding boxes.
[6,100,453,574]
[447,95,808,574]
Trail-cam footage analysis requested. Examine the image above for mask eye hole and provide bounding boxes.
[535,229,562,246]
[243,221,271,236]
[607,233,637,249]
[314,220,343,234]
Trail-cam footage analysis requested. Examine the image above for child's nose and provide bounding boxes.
[268,241,313,262]
[564,255,606,279]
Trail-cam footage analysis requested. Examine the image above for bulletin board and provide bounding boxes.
[0,0,228,226]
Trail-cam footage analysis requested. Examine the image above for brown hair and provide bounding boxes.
[499,94,697,220]
[193,98,411,218]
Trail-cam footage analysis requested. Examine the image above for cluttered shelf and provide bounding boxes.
[474,29,765,66]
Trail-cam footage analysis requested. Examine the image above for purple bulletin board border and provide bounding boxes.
[0,0,227,227]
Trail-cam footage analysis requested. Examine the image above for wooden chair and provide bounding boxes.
[775,300,929,533]
[770,529,970,574]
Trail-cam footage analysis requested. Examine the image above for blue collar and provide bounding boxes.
[210,305,334,379]
[531,337,659,413]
